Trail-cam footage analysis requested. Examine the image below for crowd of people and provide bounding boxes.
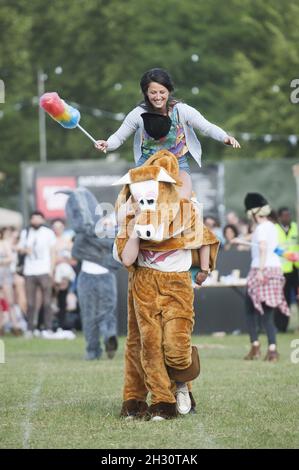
[0,213,79,338]
[0,204,298,342]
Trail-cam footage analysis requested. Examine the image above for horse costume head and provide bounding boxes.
[113,150,220,270]
[113,150,198,243]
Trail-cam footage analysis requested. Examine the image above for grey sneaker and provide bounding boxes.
[175,383,191,415]
[105,336,118,359]
[84,352,101,361]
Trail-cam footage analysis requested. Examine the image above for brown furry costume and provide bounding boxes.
[113,150,219,419]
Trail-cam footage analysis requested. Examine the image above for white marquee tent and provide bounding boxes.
[0,208,23,228]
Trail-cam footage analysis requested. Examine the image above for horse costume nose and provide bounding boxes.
[134,224,155,240]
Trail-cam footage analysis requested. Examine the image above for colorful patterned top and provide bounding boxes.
[141,105,190,160]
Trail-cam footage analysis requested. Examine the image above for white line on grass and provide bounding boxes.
[22,367,44,449]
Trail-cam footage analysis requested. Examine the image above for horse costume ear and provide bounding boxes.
[157,168,177,183]
[112,172,132,186]
[112,166,176,185]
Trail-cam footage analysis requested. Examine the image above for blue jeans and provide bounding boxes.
[137,153,191,174]
[77,271,118,359]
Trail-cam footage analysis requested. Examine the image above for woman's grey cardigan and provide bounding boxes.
[106,103,229,168]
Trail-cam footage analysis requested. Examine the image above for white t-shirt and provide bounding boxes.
[251,220,281,268]
[137,248,192,272]
[81,260,109,275]
[112,242,192,272]
[19,226,57,276]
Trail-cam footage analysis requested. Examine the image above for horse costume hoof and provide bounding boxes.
[149,402,177,420]
[120,399,149,419]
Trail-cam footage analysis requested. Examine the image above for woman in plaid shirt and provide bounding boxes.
[243,193,289,362]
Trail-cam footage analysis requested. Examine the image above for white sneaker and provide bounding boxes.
[53,329,76,340]
[41,329,54,339]
[175,383,191,415]
[64,330,76,340]
[24,330,33,339]
[33,329,41,338]
[124,415,136,421]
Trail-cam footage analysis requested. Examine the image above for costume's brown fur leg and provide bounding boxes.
[132,269,176,406]
[163,317,194,370]
[161,272,200,382]
[122,273,148,402]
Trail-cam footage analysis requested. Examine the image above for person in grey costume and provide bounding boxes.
[62,187,120,360]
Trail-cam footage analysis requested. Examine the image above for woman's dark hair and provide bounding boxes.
[139,68,177,111]
[223,224,239,239]
[277,207,290,217]
[30,210,45,219]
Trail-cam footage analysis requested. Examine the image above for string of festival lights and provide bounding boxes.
[0,97,298,145]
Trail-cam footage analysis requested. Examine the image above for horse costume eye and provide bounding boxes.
[140,200,145,205]
[148,199,154,205]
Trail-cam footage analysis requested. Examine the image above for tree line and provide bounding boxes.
[0,0,298,207]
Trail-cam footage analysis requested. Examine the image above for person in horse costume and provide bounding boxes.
[112,150,219,420]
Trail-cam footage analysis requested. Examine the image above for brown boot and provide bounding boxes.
[264,349,279,362]
[244,343,261,360]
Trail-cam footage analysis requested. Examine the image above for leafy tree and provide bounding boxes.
[0,0,298,208]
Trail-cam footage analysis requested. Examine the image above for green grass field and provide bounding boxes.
[1,333,299,449]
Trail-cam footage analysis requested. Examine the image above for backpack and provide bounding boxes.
[15,228,29,276]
